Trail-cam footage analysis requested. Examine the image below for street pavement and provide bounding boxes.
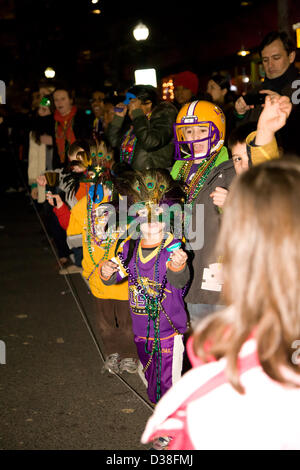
[0,191,154,451]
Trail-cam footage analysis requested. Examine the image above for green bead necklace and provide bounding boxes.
[86,195,116,281]
[178,152,218,205]
[135,238,165,402]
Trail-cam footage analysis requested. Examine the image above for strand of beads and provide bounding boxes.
[178,154,218,231]
[86,195,116,280]
[117,250,167,301]
[135,239,166,402]
[118,242,167,402]
[86,234,116,281]
[178,152,218,205]
[87,197,108,247]
[86,196,103,267]
[187,155,218,205]
[120,112,152,165]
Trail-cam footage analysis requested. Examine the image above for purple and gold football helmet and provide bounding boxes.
[173,100,226,160]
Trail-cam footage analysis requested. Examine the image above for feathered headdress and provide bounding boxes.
[111,167,185,225]
[110,167,186,262]
[68,139,113,180]
[113,167,185,205]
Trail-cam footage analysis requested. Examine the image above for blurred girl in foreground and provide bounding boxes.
[142,156,300,450]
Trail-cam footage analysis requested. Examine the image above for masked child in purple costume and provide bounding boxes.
[100,169,190,404]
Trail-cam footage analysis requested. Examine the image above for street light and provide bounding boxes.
[44,67,55,79]
[133,22,149,41]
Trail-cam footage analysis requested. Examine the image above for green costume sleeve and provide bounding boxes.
[170,146,229,181]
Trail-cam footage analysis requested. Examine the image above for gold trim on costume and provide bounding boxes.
[138,232,173,264]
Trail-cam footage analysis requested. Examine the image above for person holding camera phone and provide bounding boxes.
[206,73,238,142]
[234,31,300,156]
[106,84,178,171]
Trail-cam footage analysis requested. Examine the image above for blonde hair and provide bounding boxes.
[193,157,300,393]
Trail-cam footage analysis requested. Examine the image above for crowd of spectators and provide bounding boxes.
[1,29,300,450]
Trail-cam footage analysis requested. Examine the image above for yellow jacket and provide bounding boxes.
[246,131,280,166]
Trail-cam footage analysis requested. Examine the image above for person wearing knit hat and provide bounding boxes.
[173,71,199,109]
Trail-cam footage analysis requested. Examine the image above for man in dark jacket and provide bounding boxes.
[106,85,178,171]
[234,31,300,155]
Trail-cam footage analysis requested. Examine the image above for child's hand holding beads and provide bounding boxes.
[169,249,187,270]
[101,260,119,279]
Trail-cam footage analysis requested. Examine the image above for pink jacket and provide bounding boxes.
[141,327,300,450]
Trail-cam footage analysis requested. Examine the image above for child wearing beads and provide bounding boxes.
[171,100,236,328]
[100,169,190,404]
[45,139,113,273]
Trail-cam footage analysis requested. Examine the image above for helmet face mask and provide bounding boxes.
[174,101,226,161]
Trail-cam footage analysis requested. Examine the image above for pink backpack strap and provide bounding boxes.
[179,350,259,410]
[153,351,260,451]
